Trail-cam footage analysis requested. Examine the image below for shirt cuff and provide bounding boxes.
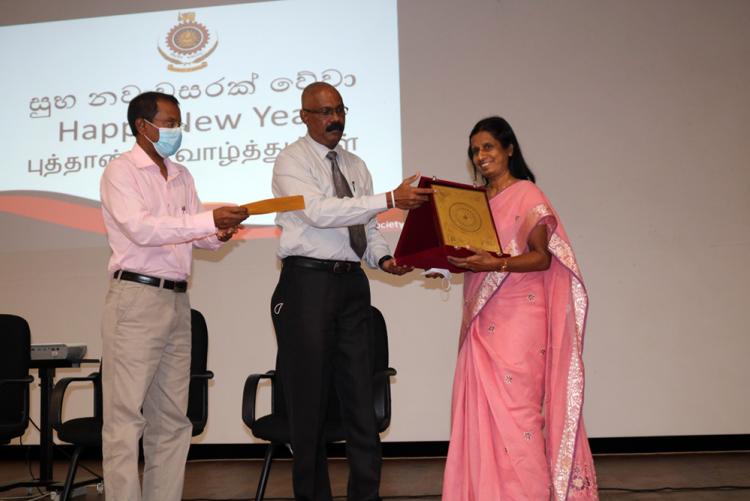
[194,210,217,234]
[377,192,389,210]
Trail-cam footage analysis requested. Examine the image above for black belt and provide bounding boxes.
[283,256,361,274]
[113,270,188,293]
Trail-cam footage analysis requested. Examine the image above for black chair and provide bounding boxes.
[187,308,213,436]
[242,305,397,501]
[50,308,214,501]
[0,314,35,492]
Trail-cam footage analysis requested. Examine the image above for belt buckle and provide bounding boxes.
[332,261,349,274]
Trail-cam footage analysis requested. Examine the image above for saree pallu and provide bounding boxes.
[443,181,598,501]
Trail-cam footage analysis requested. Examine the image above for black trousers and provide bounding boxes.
[271,260,381,501]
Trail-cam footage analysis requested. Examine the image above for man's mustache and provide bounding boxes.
[326,122,344,132]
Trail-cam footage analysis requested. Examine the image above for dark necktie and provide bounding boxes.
[326,150,367,258]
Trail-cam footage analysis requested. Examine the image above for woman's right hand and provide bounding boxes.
[447,246,503,272]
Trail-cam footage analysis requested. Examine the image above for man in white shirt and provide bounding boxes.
[271,82,431,501]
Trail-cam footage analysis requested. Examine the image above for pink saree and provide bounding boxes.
[442,181,598,500]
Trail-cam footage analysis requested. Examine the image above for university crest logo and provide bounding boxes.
[157,12,218,72]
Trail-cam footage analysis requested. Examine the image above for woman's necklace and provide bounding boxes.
[487,177,517,198]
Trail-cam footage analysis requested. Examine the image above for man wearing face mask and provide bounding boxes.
[271,82,432,501]
[99,91,248,501]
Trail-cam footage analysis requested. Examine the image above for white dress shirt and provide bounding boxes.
[272,134,391,268]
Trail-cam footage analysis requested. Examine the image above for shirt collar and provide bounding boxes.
[303,133,342,161]
[131,143,181,179]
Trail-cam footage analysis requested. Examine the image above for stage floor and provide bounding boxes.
[1,452,749,500]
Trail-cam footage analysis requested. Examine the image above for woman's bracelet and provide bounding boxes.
[500,258,510,273]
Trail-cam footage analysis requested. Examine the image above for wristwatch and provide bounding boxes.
[378,255,393,269]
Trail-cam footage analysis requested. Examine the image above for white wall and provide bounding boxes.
[2,0,749,444]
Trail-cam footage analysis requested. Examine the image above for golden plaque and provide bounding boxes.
[432,184,501,253]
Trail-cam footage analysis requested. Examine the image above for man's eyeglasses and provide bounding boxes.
[146,119,185,130]
[302,106,349,117]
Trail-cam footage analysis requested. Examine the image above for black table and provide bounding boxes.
[30,358,99,487]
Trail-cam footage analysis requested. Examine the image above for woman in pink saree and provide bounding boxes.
[442,117,598,500]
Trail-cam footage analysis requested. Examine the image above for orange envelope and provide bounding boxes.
[241,195,305,215]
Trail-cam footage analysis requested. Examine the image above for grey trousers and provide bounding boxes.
[101,279,192,501]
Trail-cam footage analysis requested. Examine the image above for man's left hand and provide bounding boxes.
[217,225,240,242]
[380,258,414,276]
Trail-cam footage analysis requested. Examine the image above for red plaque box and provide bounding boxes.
[394,177,502,274]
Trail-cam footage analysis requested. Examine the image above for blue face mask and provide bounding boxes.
[145,120,183,158]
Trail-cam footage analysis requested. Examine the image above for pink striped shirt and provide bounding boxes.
[100,144,220,281]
